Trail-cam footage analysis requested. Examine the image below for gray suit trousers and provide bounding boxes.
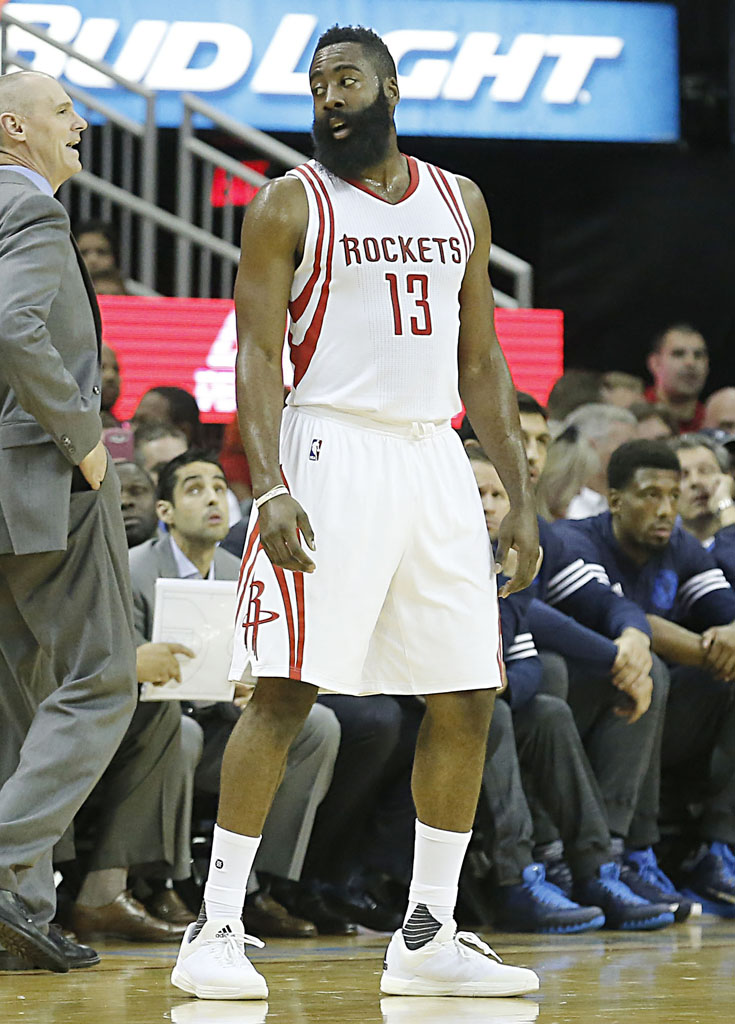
[0,470,137,923]
[76,704,203,882]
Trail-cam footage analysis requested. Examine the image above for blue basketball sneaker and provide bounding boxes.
[621,847,697,922]
[494,863,604,934]
[574,862,674,930]
[680,842,735,918]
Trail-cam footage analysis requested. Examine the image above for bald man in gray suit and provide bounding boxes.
[0,72,136,971]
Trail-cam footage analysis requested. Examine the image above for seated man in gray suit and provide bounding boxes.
[129,450,342,936]
[63,462,203,943]
[0,72,137,971]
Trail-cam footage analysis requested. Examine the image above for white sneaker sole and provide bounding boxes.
[171,965,269,1000]
[380,971,540,997]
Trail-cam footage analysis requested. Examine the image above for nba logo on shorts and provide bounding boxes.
[309,439,323,461]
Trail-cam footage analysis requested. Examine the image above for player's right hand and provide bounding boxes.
[258,494,316,574]
[137,642,195,684]
[79,439,108,490]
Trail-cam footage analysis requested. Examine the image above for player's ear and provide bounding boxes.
[608,488,622,515]
[157,499,174,525]
[384,75,399,107]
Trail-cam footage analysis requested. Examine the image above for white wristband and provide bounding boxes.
[255,484,289,509]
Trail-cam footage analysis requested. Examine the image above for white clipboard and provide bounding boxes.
[139,578,237,702]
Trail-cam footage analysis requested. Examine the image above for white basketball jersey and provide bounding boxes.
[285,156,474,425]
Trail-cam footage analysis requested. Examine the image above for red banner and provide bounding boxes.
[99,296,563,424]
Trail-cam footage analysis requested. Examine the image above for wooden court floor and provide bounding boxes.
[2,917,733,1024]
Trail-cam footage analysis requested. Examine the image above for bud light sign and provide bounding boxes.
[5,0,679,141]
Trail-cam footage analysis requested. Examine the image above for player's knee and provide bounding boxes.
[248,677,317,736]
[427,688,495,739]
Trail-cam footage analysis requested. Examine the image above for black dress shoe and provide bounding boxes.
[321,883,403,932]
[0,927,98,971]
[266,877,358,936]
[48,926,100,968]
[0,890,68,973]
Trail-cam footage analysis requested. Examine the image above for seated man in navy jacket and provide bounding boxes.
[468,443,677,931]
[555,440,735,915]
[512,395,684,912]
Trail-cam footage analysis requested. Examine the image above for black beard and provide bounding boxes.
[312,91,393,180]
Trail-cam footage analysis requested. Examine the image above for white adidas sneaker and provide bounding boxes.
[380,922,539,997]
[171,919,269,1000]
[380,996,540,1022]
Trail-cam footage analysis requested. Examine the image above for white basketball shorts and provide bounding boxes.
[229,406,502,696]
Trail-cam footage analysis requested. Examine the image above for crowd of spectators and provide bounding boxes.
[59,241,735,943]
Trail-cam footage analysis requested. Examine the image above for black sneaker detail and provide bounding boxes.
[215,924,235,939]
[402,904,442,951]
[189,902,208,943]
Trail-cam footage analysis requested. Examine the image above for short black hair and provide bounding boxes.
[157,449,226,504]
[75,218,118,254]
[607,440,681,491]
[649,323,704,355]
[312,25,397,80]
[516,391,547,418]
[148,386,202,442]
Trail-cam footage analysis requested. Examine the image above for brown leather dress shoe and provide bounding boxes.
[243,892,317,938]
[146,890,195,926]
[71,891,188,942]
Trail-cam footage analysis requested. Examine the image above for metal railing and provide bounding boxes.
[1,9,534,306]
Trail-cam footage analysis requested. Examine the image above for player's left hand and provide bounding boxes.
[495,503,540,597]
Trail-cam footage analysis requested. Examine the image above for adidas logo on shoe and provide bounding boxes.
[216,925,236,939]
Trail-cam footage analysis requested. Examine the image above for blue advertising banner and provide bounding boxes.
[5,1,679,141]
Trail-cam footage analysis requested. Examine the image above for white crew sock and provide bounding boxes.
[203,825,261,921]
[403,819,472,948]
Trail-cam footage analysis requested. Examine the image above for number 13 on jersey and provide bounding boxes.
[385,273,433,337]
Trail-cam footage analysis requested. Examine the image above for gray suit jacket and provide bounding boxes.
[128,533,241,645]
[0,169,103,554]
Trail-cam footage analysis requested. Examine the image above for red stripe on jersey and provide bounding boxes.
[435,166,473,257]
[346,155,420,204]
[427,164,471,262]
[289,165,327,323]
[291,165,336,387]
[273,565,297,677]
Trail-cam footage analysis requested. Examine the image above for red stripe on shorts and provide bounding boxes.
[273,566,297,678]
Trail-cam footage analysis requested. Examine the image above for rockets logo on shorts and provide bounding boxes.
[309,439,323,461]
[242,580,279,658]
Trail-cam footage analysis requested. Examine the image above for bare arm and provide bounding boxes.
[648,615,705,667]
[456,177,538,596]
[234,177,315,573]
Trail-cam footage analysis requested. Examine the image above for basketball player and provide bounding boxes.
[172,25,540,1000]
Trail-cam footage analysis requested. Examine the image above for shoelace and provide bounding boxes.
[455,931,503,963]
[600,874,645,905]
[209,931,264,968]
[640,861,677,894]
[529,877,572,907]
